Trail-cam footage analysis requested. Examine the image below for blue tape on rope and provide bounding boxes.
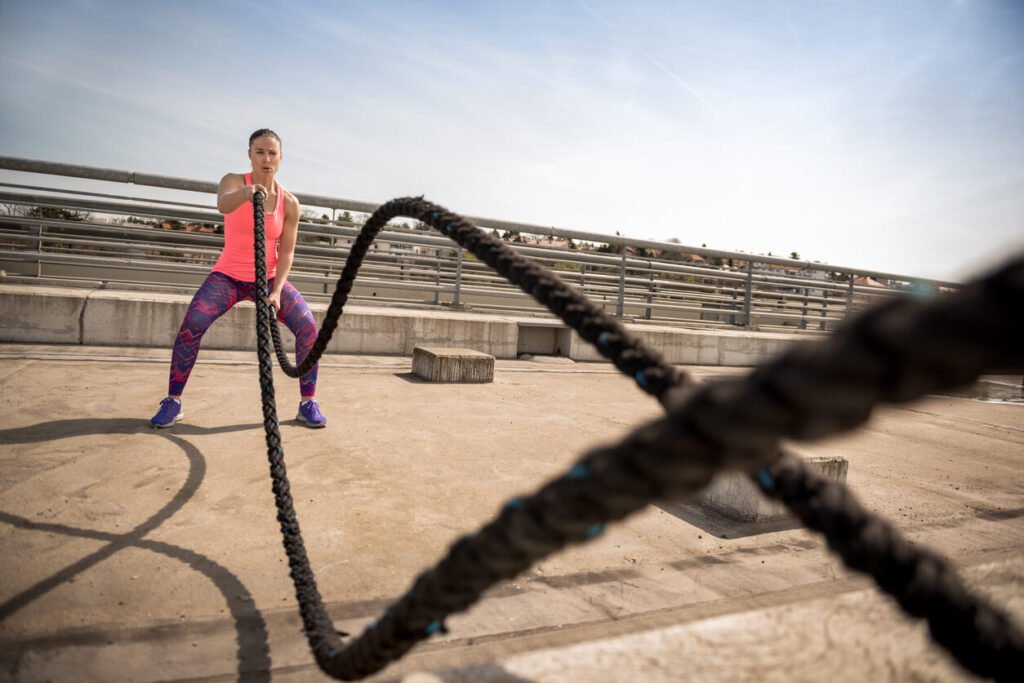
[597,332,611,348]
[567,464,590,479]
[635,370,648,388]
[425,620,443,635]
[505,497,525,510]
[756,466,775,491]
[585,523,604,538]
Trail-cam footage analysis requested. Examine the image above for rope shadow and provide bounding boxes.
[0,428,271,682]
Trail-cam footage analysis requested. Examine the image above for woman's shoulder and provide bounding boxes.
[283,188,301,212]
[218,172,248,189]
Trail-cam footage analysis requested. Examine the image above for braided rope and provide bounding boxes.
[758,452,1024,677]
[252,194,1024,681]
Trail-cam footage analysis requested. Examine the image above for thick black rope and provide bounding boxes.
[757,451,1024,678]
[253,194,1024,681]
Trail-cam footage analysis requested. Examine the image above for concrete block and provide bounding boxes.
[701,455,848,522]
[412,346,495,383]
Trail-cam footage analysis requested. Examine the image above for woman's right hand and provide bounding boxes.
[249,184,269,203]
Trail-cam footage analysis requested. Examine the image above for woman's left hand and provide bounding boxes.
[268,290,282,311]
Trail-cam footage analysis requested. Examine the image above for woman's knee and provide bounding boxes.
[180,307,216,336]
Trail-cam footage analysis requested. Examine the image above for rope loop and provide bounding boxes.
[251,192,1024,681]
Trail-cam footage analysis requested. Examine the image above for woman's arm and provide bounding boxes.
[269,191,301,309]
[217,173,268,214]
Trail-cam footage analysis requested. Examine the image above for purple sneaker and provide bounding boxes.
[150,398,183,428]
[297,399,327,428]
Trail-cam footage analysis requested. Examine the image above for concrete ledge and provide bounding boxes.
[0,285,85,344]
[564,324,803,366]
[701,454,849,522]
[412,346,495,383]
[0,284,520,358]
[0,283,809,366]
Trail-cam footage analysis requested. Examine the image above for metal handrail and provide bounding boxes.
[0,156,950,330]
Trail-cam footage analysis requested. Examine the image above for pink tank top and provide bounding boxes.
[212,173,285,281]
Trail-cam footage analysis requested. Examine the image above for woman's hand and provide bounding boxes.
[249,183,270,203]
[268,290,282,311]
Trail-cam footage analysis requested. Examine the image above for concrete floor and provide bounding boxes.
[0,345,1021,682]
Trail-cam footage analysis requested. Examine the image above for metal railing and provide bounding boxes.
[0,156,956,332]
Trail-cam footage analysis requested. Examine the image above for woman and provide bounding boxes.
[150,128,327,428]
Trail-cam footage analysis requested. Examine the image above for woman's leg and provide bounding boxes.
[275,281,320,399]
[168,272,242,397]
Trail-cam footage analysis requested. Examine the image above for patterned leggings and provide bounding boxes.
[169,271,319,397]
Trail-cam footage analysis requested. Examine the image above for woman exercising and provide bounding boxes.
[150,128,327,428]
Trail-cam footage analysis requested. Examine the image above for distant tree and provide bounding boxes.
[567,239,578,250]
[340,211,353,223]
[27,206,89,221]
[790,251,801,260]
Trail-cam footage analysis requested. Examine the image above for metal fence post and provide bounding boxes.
[453,249,464,307]
[433,255,441,306]
[819,289,828,331]
[35,223,44,278]
[645,270,654,320]
[616,250,626,318]
[846,277,855,318]
[800,287,809,330]
[742,261,754,326]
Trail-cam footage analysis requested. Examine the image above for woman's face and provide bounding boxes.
[249,135,282,176]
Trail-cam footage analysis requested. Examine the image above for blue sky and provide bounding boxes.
[1,0,1022,280]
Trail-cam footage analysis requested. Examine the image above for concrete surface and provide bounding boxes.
[0,344,1022,682]
[702,455,849,522]
[0,284,805,366]
[412,347,495,383]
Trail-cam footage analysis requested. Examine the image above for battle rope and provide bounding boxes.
[253,194,1023,681]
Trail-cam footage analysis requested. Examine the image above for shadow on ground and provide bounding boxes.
[0,418,271,683]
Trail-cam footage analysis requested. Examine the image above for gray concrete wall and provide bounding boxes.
[564,324,802,366]
[0,283,805,365]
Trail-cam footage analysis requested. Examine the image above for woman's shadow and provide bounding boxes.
[0,417,274,682]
